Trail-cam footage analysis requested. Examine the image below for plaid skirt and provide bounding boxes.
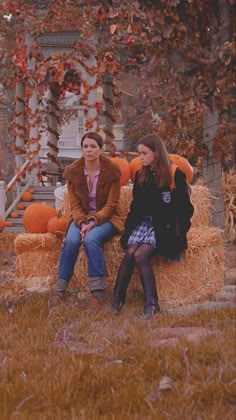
[128,216,156,248]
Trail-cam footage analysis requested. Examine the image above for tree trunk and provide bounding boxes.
[102,72,114,153]
[202,109,224,232]
[202,0,231,233]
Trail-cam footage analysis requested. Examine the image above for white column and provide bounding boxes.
[26,33,40,185]
[47,87,59,160]
[0,181,6,219]
[78,55,98,131]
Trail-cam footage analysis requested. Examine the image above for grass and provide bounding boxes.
[0,289,235,420]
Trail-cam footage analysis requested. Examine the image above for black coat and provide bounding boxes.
[120,167,194,258]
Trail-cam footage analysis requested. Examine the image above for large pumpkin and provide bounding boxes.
[0,216,5,233]
[168,154,193,183]
[129,154,193,183]
[110,157,131,186]
[129,157,142,182]
[47,210,68,237]
[23,203,57,233]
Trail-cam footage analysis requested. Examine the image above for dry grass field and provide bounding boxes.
[0,242,235,420]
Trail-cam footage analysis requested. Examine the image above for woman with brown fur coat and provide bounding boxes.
[50,132,124,309]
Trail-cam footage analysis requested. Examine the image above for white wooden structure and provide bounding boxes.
[0,31,124,220]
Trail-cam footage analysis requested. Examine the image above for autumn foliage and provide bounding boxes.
[0,0,235,180]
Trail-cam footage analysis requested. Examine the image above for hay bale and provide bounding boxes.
[15,233,62,292]
[190,185,210,227]
[0,232,19,252]
[13,181,223,306]
[13,226,223,307]
[61,184,211,228]
[70,226,224,308]
[223,168,236,243]
[156,229,224,308]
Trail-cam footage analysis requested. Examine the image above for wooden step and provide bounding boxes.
[4,225,25,233]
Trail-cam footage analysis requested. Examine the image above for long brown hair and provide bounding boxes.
[137,134,172,188]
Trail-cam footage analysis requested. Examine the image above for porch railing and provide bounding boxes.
[0,160,35,220]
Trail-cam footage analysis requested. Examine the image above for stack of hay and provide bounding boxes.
[13,184,224,308]
[0,232,19,252]
[14,233,62,293]
[223,168,236,243]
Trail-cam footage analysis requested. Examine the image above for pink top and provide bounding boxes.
[84,168,100,213]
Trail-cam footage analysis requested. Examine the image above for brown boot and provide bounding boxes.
[48,293,65,314]
[86,296,104,310]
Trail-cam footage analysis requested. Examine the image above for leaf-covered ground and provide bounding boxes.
[0,243,235,419]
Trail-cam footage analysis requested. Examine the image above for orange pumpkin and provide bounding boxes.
[5,221,13,227]
[130,157,142,182]
[21,191,32,202]
[168,154,193,183]
[16,202,25,210]
[10,212,19,218]
[110,157,131,186]
[0,216,5,233]
[47,210,68,237]
[23,203,57,233]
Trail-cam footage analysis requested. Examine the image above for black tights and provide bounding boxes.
[116,243,156,286]
[113,243,158,310]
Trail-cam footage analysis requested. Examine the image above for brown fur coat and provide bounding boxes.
[63,155,124,233]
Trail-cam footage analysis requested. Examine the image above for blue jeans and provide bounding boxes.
[58,221,117,286]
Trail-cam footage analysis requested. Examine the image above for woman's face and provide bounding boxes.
[81,137,103,162]
[138,144,156,166]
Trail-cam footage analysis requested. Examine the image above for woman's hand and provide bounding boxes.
[80,221,95,242]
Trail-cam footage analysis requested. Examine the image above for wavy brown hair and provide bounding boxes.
[81,132,104,148]
[137,134,172,188]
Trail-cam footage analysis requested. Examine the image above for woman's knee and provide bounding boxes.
[124,246,137,262]
[63,236,80,250]
[134,248,147,265]
[83,235,100,250]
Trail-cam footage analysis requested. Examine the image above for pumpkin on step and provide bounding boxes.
[10,212,19,218]
[16,203,25,210]
[23,203,57,233]
[21,191,32,202]
[47,210,68,237]
[0,216,5,233]
[5,221,13,227]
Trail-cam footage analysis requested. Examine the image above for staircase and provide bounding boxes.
[4,185,56,232]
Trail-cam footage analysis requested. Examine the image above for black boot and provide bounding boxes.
[111,249,136,315]
[111,274,131,315]
[140,276,160,320]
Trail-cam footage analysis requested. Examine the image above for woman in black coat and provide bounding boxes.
[111,134,194,319]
